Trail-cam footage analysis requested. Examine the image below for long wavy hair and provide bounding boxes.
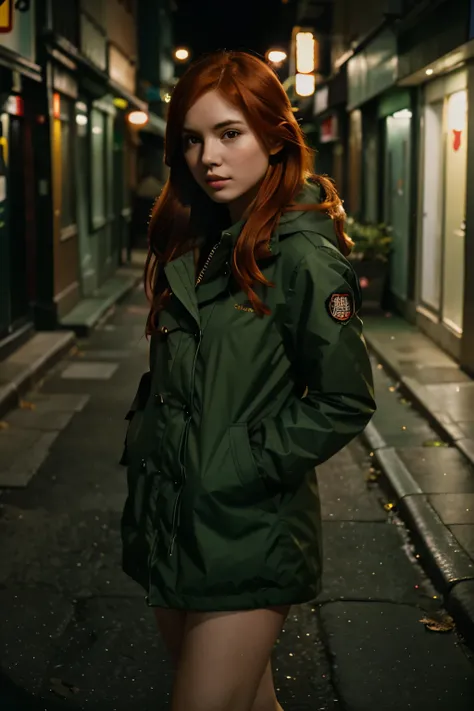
[144,50,352,333]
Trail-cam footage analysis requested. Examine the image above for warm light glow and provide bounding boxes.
[163,93,171,103]
[267,50,287,64]
[92,125,102,134]
[6,95,24,117]
[76,114,88,126]
[113,97,128,110]
[426,68,434,76]
[128,110,149,126]
[175,48,190,61]
[447,90,467,131]
[392,109,412,119]
[53,92,60,119]
[296,32,315,74]
[295,73,315,97]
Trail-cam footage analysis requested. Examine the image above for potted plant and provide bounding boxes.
[345,218,392,311]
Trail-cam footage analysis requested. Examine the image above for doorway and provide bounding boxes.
[0,110,31,339]
[384,109,412,303]
[420,89,467,334]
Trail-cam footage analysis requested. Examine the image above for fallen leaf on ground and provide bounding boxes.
[0,421,9,430]
[366,471,380,482]
[19,400,36,410]
[419,615,455,633]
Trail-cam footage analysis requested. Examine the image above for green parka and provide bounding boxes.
[121,182,376,611]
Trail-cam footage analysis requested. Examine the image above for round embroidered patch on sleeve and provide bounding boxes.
[326,292,354,322]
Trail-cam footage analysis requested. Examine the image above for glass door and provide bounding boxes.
[75,100,96,296]
[384,110,412,302]
[420,90,467,333]
[9,114,28,325]
[442,90,467,333]
[420,101,443,311]
[0,114,9,338]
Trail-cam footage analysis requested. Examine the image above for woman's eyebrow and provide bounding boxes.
[183,119,245,133]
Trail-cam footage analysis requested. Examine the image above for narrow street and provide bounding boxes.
[0,283,473,711]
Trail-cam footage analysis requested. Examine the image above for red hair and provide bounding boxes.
[144,50,352,332]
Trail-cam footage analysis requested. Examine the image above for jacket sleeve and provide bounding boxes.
[251,244,376,487]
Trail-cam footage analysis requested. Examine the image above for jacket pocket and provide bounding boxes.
[120,409,146,466]
[229,423,268,499]
[120,372,151,466]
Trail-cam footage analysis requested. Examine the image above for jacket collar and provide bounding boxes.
[163,181,340,324]
[225,180,339,256]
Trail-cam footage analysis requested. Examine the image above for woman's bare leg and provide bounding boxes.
[251,660,284,711]
[170,605,290,711]
[153,607,187,668]
[154,606,285,710]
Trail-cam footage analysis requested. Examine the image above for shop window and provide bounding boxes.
[60,99,76,232]
[52,0,79,46]
[90,108,106,228]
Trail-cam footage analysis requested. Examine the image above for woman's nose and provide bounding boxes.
[201,140,222,168]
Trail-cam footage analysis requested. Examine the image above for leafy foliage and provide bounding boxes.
[346,217,393,262]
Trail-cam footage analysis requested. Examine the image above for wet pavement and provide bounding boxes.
[0,285,473,710]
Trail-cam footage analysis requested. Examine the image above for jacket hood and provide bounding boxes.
[216,179,341,255]
[274,180,339,249]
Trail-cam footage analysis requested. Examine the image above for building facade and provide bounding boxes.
[309,0,474,373]
[0,0,41,349]
[0,0,171,352]
[36,0,148,326]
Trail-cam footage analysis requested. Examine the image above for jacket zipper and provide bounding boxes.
[167,237,223,556]
[195,239,222,286]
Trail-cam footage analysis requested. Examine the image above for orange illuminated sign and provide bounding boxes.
[53,93,61,119]
[0,0,13,34]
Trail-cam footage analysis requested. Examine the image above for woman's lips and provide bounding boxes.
[206,179,230,190]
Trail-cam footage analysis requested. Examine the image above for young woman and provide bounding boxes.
[121,50,376,711]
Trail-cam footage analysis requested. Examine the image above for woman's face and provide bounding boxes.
[182,90,273,222]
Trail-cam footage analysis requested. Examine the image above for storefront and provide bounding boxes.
[50,64,81,319]
[379,90,415,309]
[417,69,467,352]
[346,27,416,310]
[0,0,41,349]
[76,0,139,294]
[312,65,348,202]
[396,0,473,364]
[36,0,144,327]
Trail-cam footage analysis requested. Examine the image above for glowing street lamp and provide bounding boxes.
[295,73,315,97]
[294,30,317,97]
[127,110,149,126]
[296,31,315,74]
[174,48,190,62]
[267,49,287,65]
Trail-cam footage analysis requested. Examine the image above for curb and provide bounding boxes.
[364,333,474,470]
[362,421,474,649]
[0,331,75,420]
[0,266,143,420]
[60,269,143,337]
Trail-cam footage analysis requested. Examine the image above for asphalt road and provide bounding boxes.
[0,283,473,711]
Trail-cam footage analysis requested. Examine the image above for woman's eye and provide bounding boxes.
[223,130,240,140]
[184,135,200,146]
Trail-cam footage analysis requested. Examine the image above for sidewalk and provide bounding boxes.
[0,256,144,422]
[362,312,474,647]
